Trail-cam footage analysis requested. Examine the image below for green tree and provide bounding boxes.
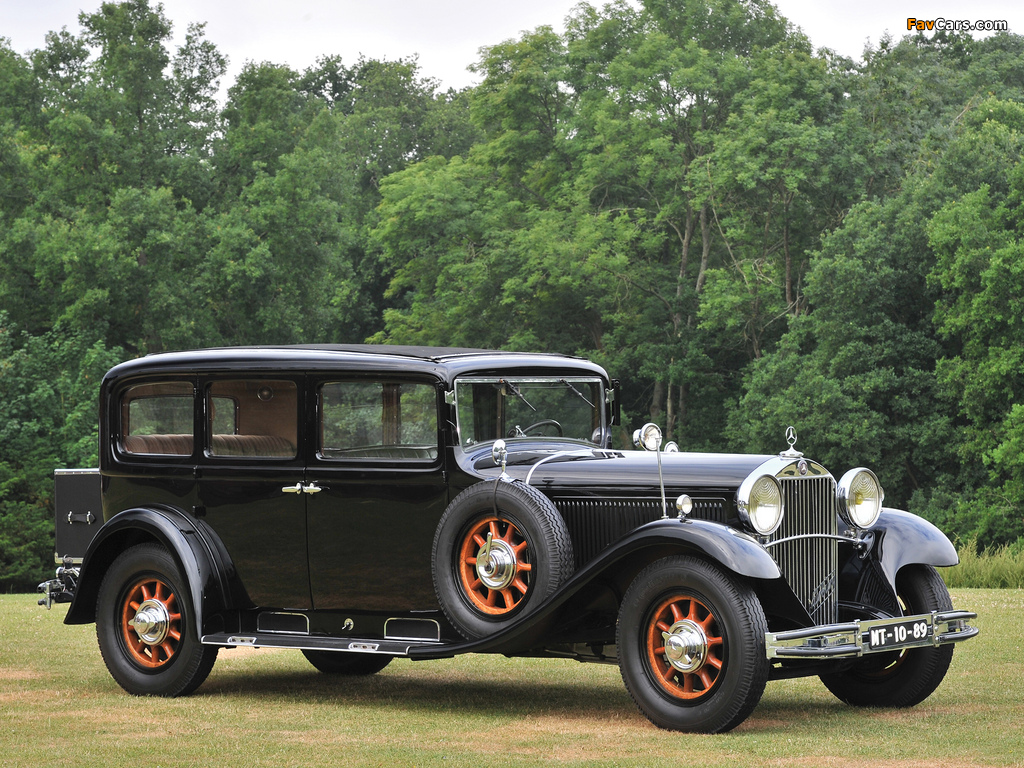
[0,314,122,591]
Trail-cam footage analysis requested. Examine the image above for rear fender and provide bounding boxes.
[64,505,238,635]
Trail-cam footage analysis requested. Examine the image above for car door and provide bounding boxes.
[196,375,311,610]
[305,376,448,611]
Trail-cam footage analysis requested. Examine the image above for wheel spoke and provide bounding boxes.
[670,601,684,623]
[645,592,724,701]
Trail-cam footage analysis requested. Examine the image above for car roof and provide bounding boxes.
[101,345,610,388]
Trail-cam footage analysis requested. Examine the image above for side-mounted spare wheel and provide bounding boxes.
[96,543,218,696]
[432,480,574,639]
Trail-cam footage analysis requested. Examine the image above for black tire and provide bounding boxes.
[616,556,769,733]
[301,649,392,675]
[820,564,955,708]
[432,480,574,639]
[96,543,218,696]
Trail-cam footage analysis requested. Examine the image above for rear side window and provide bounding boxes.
[121,381,195,456]
[320,381,437,461]
[207,380,297,459]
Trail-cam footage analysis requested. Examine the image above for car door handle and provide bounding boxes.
[281,482,322,494]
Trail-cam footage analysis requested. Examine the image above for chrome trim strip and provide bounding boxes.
[384,617,441,642]
[525,450,594,485]
[763,533,856,549]
[256,611,310,635]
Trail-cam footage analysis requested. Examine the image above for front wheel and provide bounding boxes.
[616,556,769,733]
[96,543,218,696]
[819,565,955,708]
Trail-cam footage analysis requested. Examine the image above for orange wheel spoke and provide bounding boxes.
[646,593,724,702]
[686,600,700,623]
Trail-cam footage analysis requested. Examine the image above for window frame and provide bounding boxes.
[315,377,442,465]
[201,376,303,463]
[116,378,198,460]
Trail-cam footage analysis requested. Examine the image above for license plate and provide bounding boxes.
[867,618,931,650]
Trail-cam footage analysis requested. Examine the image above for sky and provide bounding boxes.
[2,0,1021,94]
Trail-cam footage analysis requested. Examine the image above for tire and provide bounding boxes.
[616,556,769,733]
[96,543,218,696]
[432,480,574,639]
[820,564,955,708]
[302,649,392,675]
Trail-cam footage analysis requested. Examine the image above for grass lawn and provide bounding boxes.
[1,589,1021,767]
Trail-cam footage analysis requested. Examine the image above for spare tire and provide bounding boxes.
[432,480,574,639]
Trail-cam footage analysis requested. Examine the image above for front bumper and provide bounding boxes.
[765,609,978,659]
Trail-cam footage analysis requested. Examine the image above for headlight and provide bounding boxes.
[737,474,784,536]
[837,468,884,529]
[633,422,663,451]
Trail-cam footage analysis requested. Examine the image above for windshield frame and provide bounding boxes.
[453,375,607,451]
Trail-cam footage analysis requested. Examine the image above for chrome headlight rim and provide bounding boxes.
[737,473,785,536]
[633,422,663,452]
[837,467,884,529]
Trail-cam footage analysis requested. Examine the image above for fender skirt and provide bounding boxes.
[410,517,781,660]
[63,505,236,636]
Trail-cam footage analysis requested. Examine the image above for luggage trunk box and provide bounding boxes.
[53,468,102,563]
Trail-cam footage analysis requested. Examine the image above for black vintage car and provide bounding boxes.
[39,345,977,733]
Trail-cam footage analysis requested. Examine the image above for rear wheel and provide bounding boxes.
[96,543,218,696]
[617,556,769,733]
[820,564,955,707]
[302,649,392,675]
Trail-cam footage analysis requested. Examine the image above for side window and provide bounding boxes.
[207,380,297,459]
[320,381,438,461]
[121,381,195,456]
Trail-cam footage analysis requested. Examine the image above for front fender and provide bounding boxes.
[875,507,959,587]
[411,518,781,659]
[64,506,237,635]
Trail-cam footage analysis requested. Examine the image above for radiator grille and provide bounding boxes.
[769,476,839,625]
[556,497,727,569]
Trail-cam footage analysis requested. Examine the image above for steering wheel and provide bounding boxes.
[513,419,563,437]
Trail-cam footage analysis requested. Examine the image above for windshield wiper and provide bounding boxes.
[559,379,594,408]
[498,379,536,411]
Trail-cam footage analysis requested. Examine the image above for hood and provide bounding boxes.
[463,443,777,495]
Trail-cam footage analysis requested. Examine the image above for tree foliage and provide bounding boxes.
[2,0,1024,589]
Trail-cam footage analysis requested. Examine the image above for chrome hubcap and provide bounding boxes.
[475,533,518,590]
[662,619,708,673]
[129,598,171,646]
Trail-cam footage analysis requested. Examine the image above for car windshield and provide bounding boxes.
[454,376,605,447]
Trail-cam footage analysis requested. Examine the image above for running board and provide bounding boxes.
[201,631,447,656]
